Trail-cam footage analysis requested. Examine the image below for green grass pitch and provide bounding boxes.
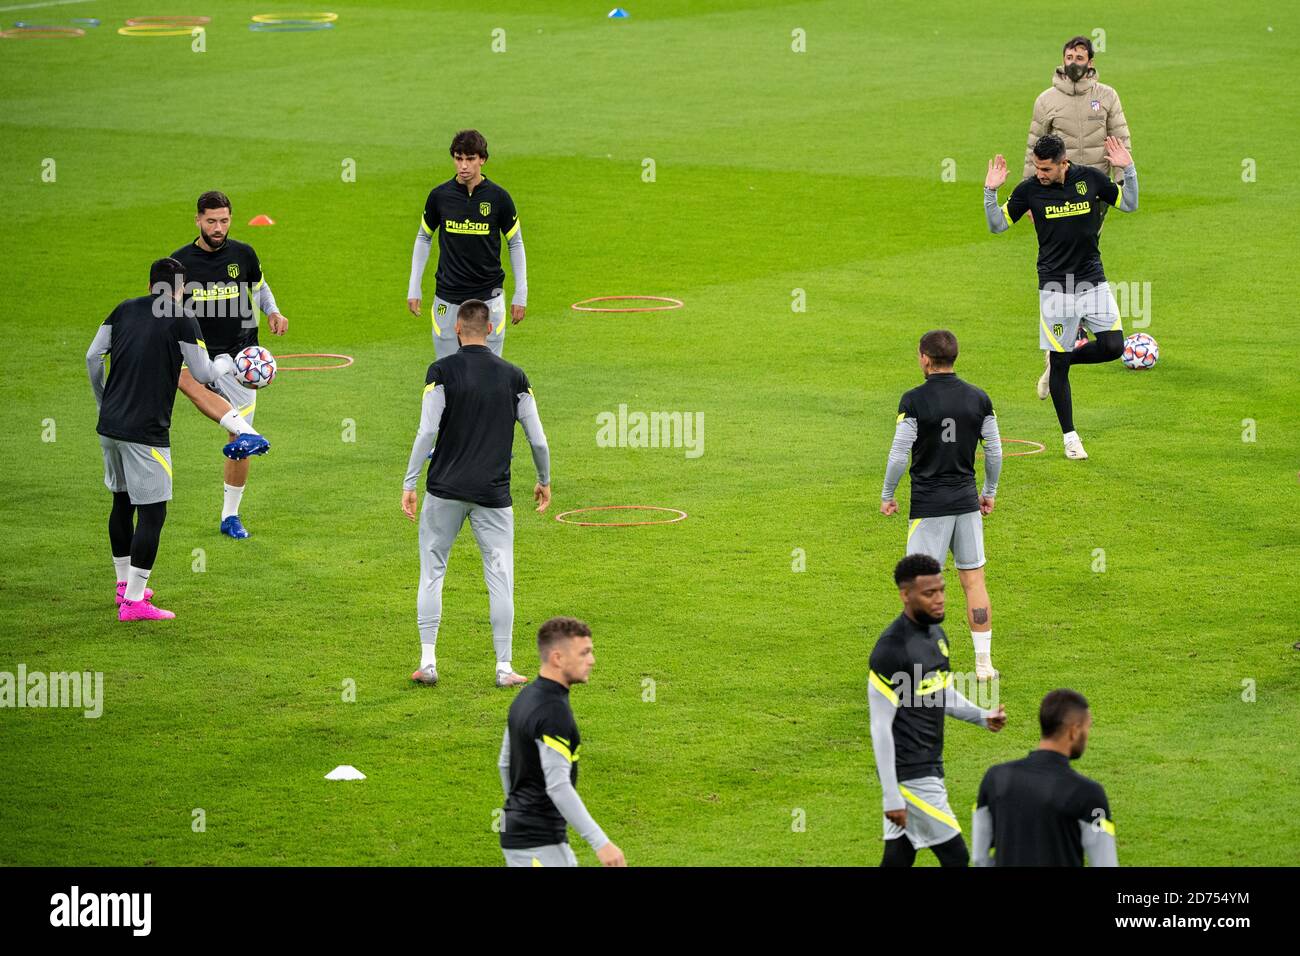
[1,0,1297,866]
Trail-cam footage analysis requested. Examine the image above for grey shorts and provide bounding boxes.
[1038,281,1121,352]
[883,775,962,850]
[906,511,985,570]
[206,366,260,426]
[502,843,578,867]
[100,436,172,504]
[432,292,507,360]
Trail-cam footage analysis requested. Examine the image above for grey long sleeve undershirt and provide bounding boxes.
[971,805,994,866]
[404,385,445,490]
[881,417,917,501]
[538,740,609,851]
[1079,820,1119,866]
[1115,163,1138,212]
[985,186,1009,233]
[516,390,550,486]
[253,278,279,318]
[406,227,528,307]
[980,414,1002,498]
[86,325,112,408]
[498,728,512,799]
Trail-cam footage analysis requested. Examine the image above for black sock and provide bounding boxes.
[880,836,917,868]
[931,834,970,868]
[1048,350,1075,433]
[130,501,167,571]
[1070,329,1124,365]
[109,492,135,560]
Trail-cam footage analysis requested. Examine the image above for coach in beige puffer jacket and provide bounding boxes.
[1022,67,1131,179]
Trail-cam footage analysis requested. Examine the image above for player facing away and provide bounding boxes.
[985,133,1138,460]
[972,689,1117,866]
[881,330,1003,681]
[497,617,626,867]
[87,259,237,620]
[401,300,551,687]
[868,555,1007,867]
[171,190,286,539]
[407,129,528,359]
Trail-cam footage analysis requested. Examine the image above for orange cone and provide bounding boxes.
[248,214,275,226]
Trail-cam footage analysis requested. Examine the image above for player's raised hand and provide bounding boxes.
[407,297,422,317]
[980,495,995,515]
[1104,136,1132,169]
[880,500,899,516]
[510,304,526,325]
[534,483,551,513]
[985,704,1007,732]
[267,312,288,336]
[985,154,1009,189]
[597,841,627,867]
[401,489,419,522]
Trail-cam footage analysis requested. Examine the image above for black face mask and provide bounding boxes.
[1064,62,1089,82]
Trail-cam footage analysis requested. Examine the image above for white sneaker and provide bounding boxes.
[495,670,528,688]
[975,654,1000,681]
[1064,434,1089,460]
[411,664,439,686]
[1036,351,1051,400]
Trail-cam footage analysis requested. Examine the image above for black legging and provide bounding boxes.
[108,493,167,571]
[881,834,970,868]
[1048,330,1124,433]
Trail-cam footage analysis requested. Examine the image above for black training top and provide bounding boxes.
[1006,164,1119,289]
[501,676,581,850]
[897,372,995,519]
[169,237,263,357]
[976,749,1113,866]
[869,612,953,781]
[421,176,519,303]
[423,345,532,508]
[95,295,204,447]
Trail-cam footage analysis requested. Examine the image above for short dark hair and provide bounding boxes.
[894,553,942,587]
[197,190,231,215]
[449,129,488,159]
[1033,134,1067,162]
[1063,35,1094,59]
[150,257,184,287]
[457,299,491,334]
[1040,689,1090,737]
[919,330,958,366]
[538,616,592,660]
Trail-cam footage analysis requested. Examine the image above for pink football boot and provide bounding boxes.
[118,598,175,621]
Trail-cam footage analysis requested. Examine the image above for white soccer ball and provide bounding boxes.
[1121,333,1158,370]
[233,345,277,388]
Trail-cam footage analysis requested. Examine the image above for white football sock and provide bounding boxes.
[496,660,513,674]
[125,566,151,602]
[972,630,992,656]
[420,644,437,669]
[222,483,245,520]
[113,556,130,584]
[219,410,256,437]
[1063,430,1079,445]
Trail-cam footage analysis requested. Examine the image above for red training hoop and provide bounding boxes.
[554,505,688,527]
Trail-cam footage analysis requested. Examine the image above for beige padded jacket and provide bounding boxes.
[1023,67,1131,179]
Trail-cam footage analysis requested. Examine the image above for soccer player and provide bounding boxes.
[406,129,527,359]
[401,299,551,687]
[985,133,1138,459]
[171,190,286,539]
[1022,35,1133,389]
[881,330,1002,680]
[497,616,626,867]
[87,258,236,620]
[868,555,1007,867]
[972,689,1117,866]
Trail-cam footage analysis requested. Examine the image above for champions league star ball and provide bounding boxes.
[1121,333,1158,370]
[233,345,277,388]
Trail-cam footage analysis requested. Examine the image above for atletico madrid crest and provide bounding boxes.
[227,263,240,278]
[479,201,491,217]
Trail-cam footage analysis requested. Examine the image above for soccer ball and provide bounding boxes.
[233,345,277,388]
[1121,333,1158,370]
